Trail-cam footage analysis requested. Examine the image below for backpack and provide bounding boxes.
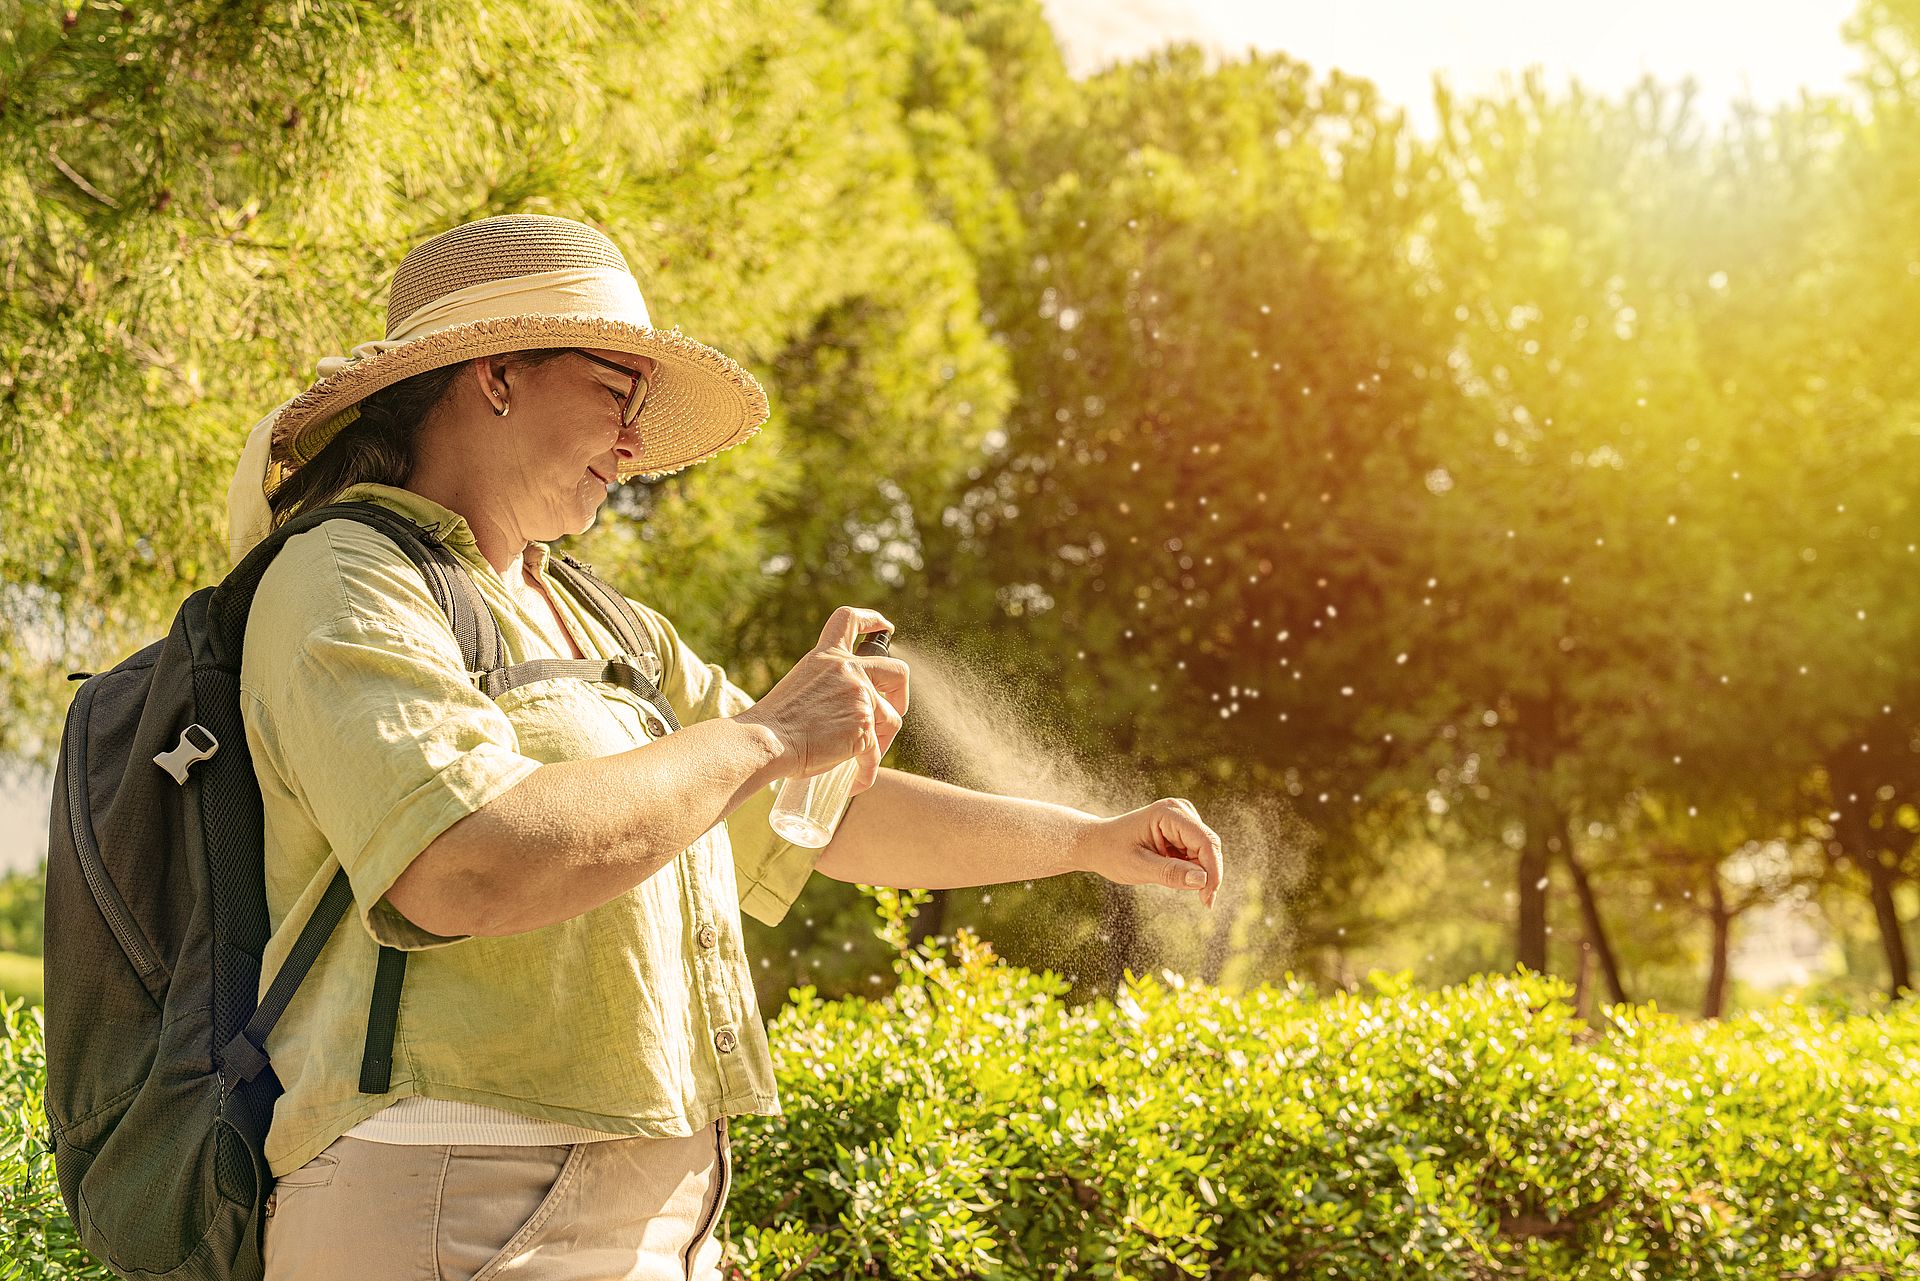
[42,499,685,1281]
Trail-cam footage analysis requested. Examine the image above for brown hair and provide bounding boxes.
[266,348,576,529]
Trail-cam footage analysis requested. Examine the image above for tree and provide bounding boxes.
[0,0,1010,758]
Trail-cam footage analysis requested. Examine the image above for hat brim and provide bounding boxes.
[270,314,770,482]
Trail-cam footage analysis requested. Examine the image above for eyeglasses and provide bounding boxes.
[566,349,652,430]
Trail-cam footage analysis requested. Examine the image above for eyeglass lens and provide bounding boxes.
[624,373,648,428]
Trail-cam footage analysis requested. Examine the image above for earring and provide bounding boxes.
[493,399,510,417]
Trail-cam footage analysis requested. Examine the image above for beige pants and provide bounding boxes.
[262,1118,731,1281]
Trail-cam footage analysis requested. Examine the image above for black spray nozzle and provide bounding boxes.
[854,629,893,657]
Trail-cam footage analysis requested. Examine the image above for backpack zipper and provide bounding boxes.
[62,679,162,978]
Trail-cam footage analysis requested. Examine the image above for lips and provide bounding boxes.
[587,466,611,485]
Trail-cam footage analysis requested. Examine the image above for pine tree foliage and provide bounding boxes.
[5,0,1920,1004]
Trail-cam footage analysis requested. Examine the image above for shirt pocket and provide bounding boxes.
[493,679,654,764]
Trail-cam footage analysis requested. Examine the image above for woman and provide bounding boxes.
[225,213,1225,1281]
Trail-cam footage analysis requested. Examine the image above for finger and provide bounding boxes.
[847,662,907,744]
[817,605,896,654]
[857,654,911,718]
[1203,829,1225,908]
[1169,802,1225,905]
[850,720,882,793]
[1151,847,1206,891]
[1188,818,1224,904]
[1154,802,1223,897]
[873,687,906,757]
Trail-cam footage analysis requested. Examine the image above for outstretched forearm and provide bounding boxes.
[812,767,1096,888]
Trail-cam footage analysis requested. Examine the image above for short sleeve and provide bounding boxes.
[247,523,545,950]
[624,596,824,927]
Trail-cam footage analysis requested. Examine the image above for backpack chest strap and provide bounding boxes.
[474,655,684,733]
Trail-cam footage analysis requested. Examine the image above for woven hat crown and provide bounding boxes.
[386,214,635,335]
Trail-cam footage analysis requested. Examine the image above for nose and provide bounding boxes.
[615,418,644,467]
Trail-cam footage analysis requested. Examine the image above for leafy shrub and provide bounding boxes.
[0,864,45,957]
[4,897,1916,1281]
[723,892,1920,1280]
[2,1000,110,1281]
[0,954,43,1007]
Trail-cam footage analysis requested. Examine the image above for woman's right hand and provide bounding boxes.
[735,606,910,792]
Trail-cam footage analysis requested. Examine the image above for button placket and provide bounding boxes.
[680,825,743,1087]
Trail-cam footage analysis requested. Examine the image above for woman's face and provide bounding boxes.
[481,347,659,542]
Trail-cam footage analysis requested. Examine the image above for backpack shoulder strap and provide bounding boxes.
[343,502,506,677]
[212,500,501,1095]
[538,553,683,732]
[212,500,504,676]
[548,552,652,658]
[220,868,353,1086]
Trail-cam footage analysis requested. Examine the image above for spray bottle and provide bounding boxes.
[768,629,893,848]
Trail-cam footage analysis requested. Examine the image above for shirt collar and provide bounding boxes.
[333,483,553,577]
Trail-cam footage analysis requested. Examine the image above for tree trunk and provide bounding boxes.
[1517,828,1550,975]
[1091,882,1140,991]
[1862,854,1914,1000]
[1572,941,1593,1023]
[1200,890,1235,985]
[907,888,948,948]
[1702,869,1731,1020]
[1836,809,1914,1000]
[1560,823,1629,1005]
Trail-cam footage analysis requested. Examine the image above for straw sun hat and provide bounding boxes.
[225,213,769,561]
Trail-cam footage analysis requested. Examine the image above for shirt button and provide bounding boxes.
[641,711,666,738]
[697,925,719,949]
[714,1028,737,1054]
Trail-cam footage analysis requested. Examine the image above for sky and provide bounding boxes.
[0,0,1870,916]
[1043,0,1864,133]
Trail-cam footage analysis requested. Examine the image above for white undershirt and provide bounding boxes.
[344,1097,626,1146]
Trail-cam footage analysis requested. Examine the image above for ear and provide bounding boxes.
[470,354,510,402]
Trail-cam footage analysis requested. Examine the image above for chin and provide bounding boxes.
[532,502,600,546]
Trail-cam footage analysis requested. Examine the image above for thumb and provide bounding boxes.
[817,604,894,653]
[1118,840,1208,890]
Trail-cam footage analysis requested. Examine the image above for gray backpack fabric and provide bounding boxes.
[43,500,680,1281]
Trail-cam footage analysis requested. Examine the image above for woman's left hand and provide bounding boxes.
[1073,799,1225,910]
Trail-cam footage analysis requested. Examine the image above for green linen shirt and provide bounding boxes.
[238,482,820,1176]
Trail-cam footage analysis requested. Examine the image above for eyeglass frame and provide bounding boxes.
[564,348,653,430]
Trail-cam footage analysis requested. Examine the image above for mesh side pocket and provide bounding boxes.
[52,1131,91,1229]
[214,1120,260,1206]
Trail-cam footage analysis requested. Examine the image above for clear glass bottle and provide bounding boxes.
[769,629,893,848]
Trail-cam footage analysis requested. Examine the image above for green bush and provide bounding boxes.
[723,894,1919,1280]
[0,864,45,958]
[2,1000,109,1281]
[4,914,1916,1280]
[0,954,43,1007]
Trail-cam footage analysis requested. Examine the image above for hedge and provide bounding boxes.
[4,899,1916,1280]
[722,919,1920,1280]
[0,953,43,1008]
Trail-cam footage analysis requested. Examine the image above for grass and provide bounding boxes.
[0,951,43,1005]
